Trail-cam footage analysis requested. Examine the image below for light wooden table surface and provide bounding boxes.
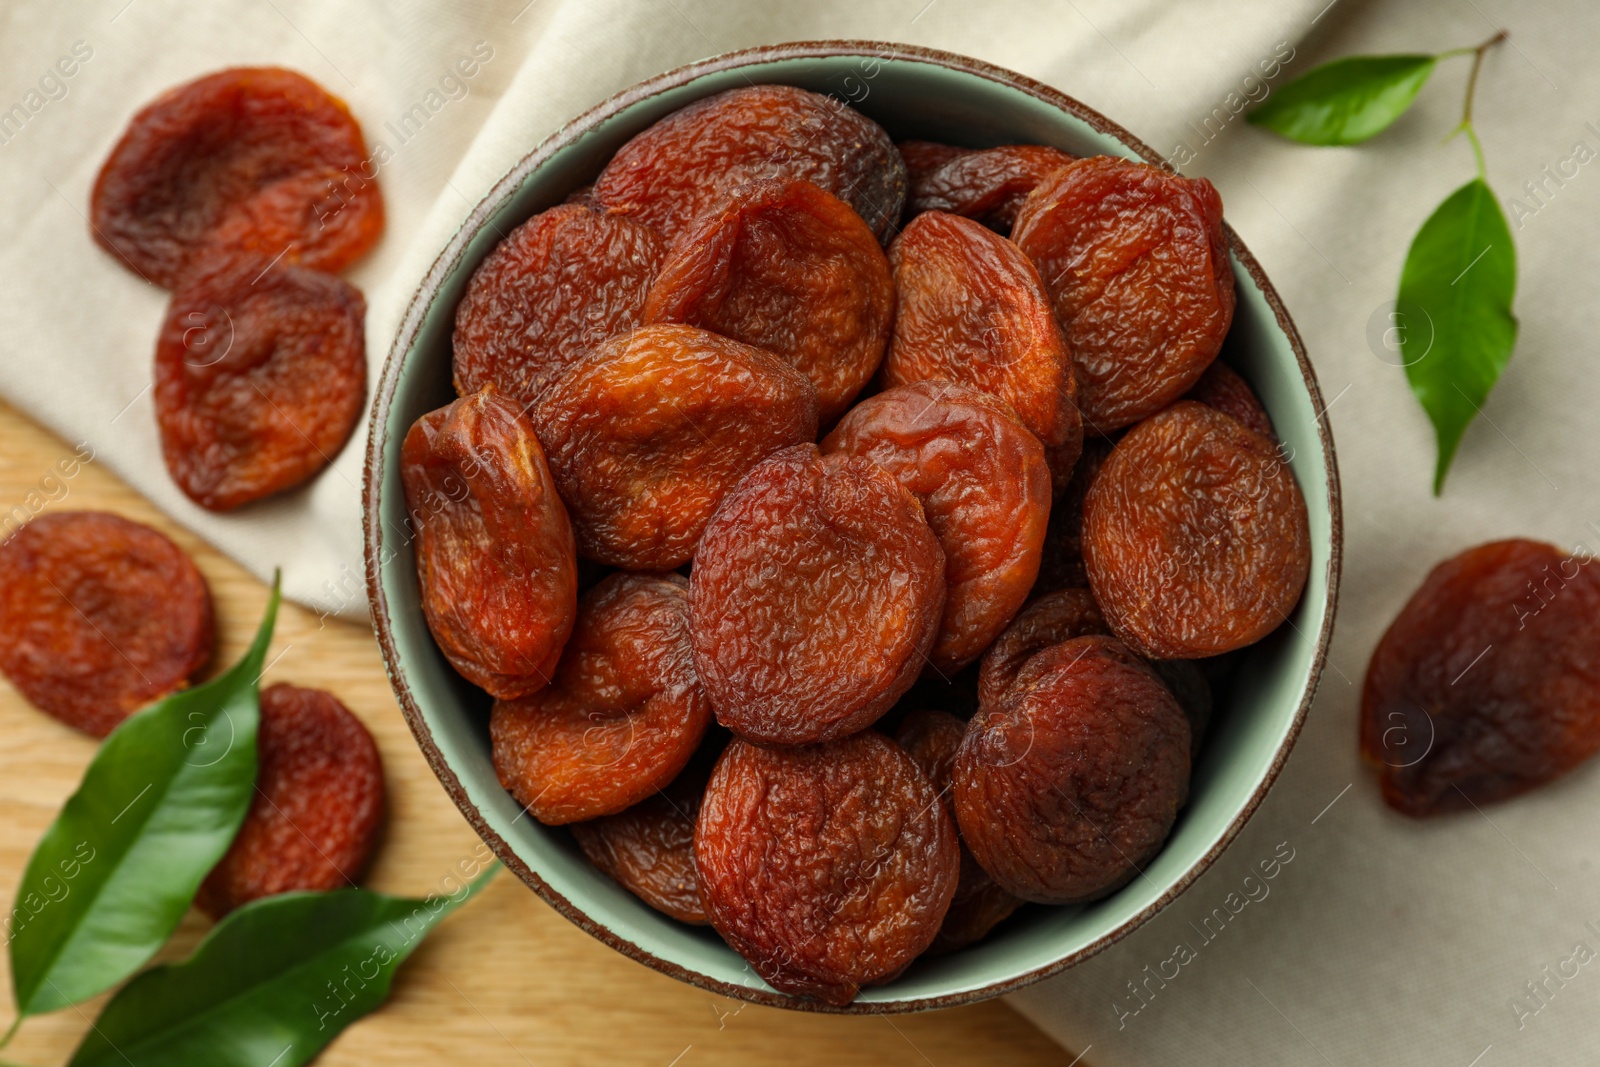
[0,400,1075,1067]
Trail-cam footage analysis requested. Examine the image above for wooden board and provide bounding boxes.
[0,400,1074,1066]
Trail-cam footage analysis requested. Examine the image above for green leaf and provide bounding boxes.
[68,867,499,1067]
[1397,179,1518,493]
[8,579,280,1017]
[1247,54,1436,144]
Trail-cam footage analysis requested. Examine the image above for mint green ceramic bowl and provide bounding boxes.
[363,41,1342,1014]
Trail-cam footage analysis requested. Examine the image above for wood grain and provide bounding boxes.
[0,400,1074,1066]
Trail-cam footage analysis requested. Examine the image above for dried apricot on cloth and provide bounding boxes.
[908,144,1076,232]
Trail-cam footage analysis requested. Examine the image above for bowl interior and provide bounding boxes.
[365,44,1339,1012]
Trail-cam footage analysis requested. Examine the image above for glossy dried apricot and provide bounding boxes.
[452,204,665,404]
[689,444,945,746]
[196,683,385,917]
[531,325,818,569]
[401,387,577,700]
[154,253,366,510]
[695,732,959,1005]
[1013,156,1234,432]
[908,145,1076,232]
[91,67,382,288]
[1032,436,1113,595]
[1083,402,1309,659]
[643,179,893,424]
[492,573,710,825]
[1361,539,1600,817]
[593,85,905,244]
[0,511,212,738]
[955,635,1190,903]
[823,381,1050,673]
[897,140,970,183]
[977,588,1106,710]
[1185,361,1274,439]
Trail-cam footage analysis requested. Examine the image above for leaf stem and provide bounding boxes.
[0,1017,18,1049]
[1455,29,1507,181]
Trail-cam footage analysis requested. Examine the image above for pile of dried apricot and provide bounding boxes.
[403,83,1313,1004]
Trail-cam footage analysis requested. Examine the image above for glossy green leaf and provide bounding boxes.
[8,579,280,1017]
[68,867,499,1067]
[1247,54,1436,144]
[1396,179,1518,493]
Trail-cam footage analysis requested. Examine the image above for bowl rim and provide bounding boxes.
[362,38,1345,1014]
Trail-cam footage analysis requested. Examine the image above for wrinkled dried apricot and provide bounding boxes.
[492,573,710,824]
[401,387,577,700]
[690,444,945,746]
[977,588,1106,709]
[0,511,212,738]
[1084,402,1309,659]
[1185,361,1274,439]
[1032,436,1114,595]
[897,140,970,183]
[452,204,665,404]
[1361,539,1600,817]
[154,253,366,510]
[532,325,818,569]
[594,85,905,244]
[823,381,1050,673]
[695,732,959,1004]
[643,179,893,424]
[91,67,382,287]
[909,145,1076,232]
[955,635,1190,903]
[196,683,385,917]
[1013,157,1234,432]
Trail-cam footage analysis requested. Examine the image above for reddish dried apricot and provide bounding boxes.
[695,732,959,1004]
[1361,539,1600,817]
[154,253,366,510]
[594,85,905,244]
[91,67,382,288]
[909,145,1076,232]
[977,588,1106,710]
[401,387,577,700]
[690,444,945,746]
[823,381,1050,673]
[897,140,970,183]
[452,204,665,404]
[196,683,385,917]
[955,636,1190,903]
[531,324,818,569]
[1032,436,1114,595]
[1013,157,1234,432]
[492,573,710,824]
[642,179,893,424]
[1083,402,1309,659]
[1185,361,1274,439]
[0,511,212,738]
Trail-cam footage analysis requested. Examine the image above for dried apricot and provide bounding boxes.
[452,204,665,405]
[154,253,366,510]
[689,444,945,746]
[196,683,384,918]
[1185,361,1274,439]
[977,588,1106,710]
[897,140,970,183]
[1361,539,1600,817]
[492,573,710,824]
[594,85,905,244]
[92,67,382,288]
[0,511,212,738]
[642,179,893,424]
[1032,437,1113,595]
[955,635,1190,903]
[531,325,818,569]
[823,381,1050,673]
[401,387,577,700]
[1013,157,1234,432]
[908,145,1076,232]
[695,732,959,1005]
[1083,402,1309,659]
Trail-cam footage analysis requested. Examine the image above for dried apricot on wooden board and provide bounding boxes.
[908,144,1076,232]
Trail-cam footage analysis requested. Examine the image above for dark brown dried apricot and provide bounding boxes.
[593,85,905,244]
[1032,436,1114,595]
[1013,157,1234,432]
[452,204,665,405]
[909,145,1076,232]
[1361,539,1600,817]
[531,325,818,570]
[401,387,577,700]
[695,732,959,1005]
[0,511,212,738]
[642,179,894,425]
[823,381,1050,673]
[1084,402,1309,659]
[1185,361,1274,439]
[955,635,1190,903]
[977,588,1106,710]
[196,683,385,917]
[492,573,710,825]
[91,67,382,288]
[897,140,970,184]
[689,444,945,746]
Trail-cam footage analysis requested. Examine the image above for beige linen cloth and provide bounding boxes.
[5,0,1599,1062]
